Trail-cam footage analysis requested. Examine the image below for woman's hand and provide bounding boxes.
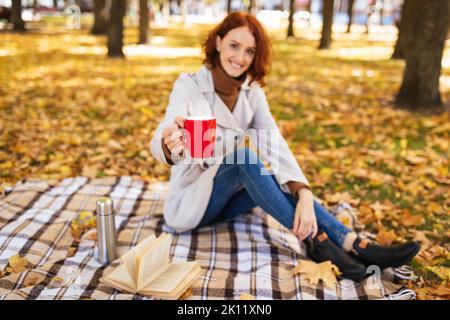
[161,116,185,158]
[292,189,318,241]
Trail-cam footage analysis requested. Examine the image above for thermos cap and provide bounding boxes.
[96,197,114,216]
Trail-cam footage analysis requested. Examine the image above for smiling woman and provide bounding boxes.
[202,12,271,85]
[149,12,420,284]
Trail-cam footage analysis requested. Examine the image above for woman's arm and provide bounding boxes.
[149,76,190,166]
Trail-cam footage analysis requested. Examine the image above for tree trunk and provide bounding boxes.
[92,0,107,35]
[319,0,334,49]
[287,0,295,38]
[53,0,58,8]
[11,0,25,31]
[396,0,450,109]
[247,0,255,14]
[391,0,412,60]
[227,0,232,14]
[379,0,385,25]
[346,0,354,33]
[107,0,126,58]
[138,0,149,44]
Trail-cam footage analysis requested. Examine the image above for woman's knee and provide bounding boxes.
[226,147,261,166]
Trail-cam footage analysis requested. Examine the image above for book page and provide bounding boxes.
[103,263,135,291]
[145,261,198,293]
[121,233,156,283]
[137,233,171,290]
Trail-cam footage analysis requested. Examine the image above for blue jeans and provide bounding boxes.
[198,148,351,248]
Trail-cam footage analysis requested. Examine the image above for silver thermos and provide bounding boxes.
[96,197,117,264]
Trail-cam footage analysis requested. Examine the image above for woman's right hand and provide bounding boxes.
[161,116,185,158]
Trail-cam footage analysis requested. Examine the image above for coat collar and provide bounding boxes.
[194,66,254,131]
[196,65,252,93]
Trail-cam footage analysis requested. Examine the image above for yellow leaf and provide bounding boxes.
[319,167,333,178]
[376,229,397,246]
[99,131,111,142]
[291,259,341,289]
[240,293,256,300]
[400,138,408,150]
[428,286,450,298]
[325,192,360,206]
[60,165,72,176]
[412,231,432,249]
[400,210,425,227]
[335,210,353,228]
[425,266,450,281]
[8,254,29,273]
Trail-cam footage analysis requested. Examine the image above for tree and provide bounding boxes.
[287,0,295,38]
[319,0,334,49]
[227,0,232,14]
[11,0,25,31]
[107,0,127,58]
[391,0,412,60]
[396,0,450,110]
[92,0,107,35]
[138,0,149,44]
[247,0,255,14]
[346,0,354,33]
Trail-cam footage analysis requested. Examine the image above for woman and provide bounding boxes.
[150,12,420,282]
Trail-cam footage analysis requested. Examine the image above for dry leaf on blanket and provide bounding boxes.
[23,275,41,287]
[291,260,342,289]
[240,293,256,300]
[8,254,30,273]
[71,211,97,240]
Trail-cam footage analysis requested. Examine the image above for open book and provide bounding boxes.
[100,233,202,299]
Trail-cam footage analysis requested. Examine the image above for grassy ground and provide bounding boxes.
[0,17,449,298]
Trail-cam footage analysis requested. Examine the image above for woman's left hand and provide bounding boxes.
[292,189,318,240]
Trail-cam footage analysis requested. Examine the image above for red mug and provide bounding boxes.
[183,116,216,159]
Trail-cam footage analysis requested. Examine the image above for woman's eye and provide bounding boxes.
[247,50,255,56]
[230,44,238,49]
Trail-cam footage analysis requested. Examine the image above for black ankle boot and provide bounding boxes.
[305,231,367,282]
[350,238,421,270]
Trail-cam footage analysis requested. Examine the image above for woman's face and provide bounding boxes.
[216,26,256,78]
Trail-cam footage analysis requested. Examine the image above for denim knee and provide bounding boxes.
[230,148,262,166]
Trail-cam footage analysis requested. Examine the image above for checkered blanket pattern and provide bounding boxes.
[0,176,414,300]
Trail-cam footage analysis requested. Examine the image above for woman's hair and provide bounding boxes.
[202,12,272,86]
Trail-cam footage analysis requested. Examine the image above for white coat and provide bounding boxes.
[149,66,309,233]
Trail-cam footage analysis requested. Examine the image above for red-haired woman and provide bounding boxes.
[150,12,419,282]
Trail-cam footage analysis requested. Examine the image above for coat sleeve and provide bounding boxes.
[149,75,190,166]
[247,87,310,193]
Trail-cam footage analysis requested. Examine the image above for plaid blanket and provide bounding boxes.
[0,176,416,300]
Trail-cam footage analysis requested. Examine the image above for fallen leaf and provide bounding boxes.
[240,293,256,300]
[425,266,450,281]
[23,275,41,287]
[291,259,341,289]
[400,210,425,227]
[428,286,450,298]
[8,254,29,273]
[412,231,432,249]
[376,229,398,246]
[325,192,360,207]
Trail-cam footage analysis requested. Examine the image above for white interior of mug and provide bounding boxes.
[185,115,215,121]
